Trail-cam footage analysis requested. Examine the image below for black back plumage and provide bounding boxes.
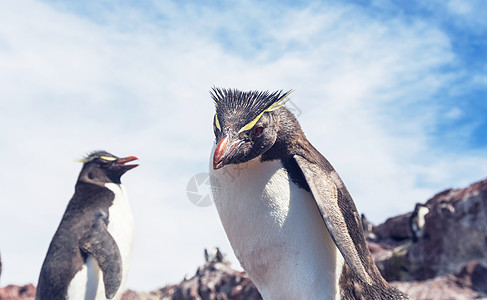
[36,182,115,299]
[271,108,408,299]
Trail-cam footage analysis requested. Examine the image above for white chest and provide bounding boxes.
[209,156,343,300]
[105,183,135,268]
[416,206,429,229]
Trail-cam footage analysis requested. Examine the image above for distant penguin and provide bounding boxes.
[36,151,138,300]
[439,201,455,215]
[361,213,377,241]
[204,248,210,263]
[361,213,370,235]
[204,247,225,264]
[215,247,224,263]
[409,203,429,243]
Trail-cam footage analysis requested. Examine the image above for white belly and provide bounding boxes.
[209,155,344,300]
[66,257,104,300]
[105,183,134,294]
[67,184,134,300]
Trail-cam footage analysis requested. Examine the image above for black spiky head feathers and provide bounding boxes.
[79,150,118,164]
[211,88,292,135]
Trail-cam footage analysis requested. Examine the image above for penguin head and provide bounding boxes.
[78,151,138,184]
[414,203,430,217]
[211,88,292,169]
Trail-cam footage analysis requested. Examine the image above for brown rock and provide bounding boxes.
[456,260,487,293]
[391,275,482,300]
[0,284,36,300]
[121,288,171,300]
[122,249,261,300]
[407,178,487,280]
[170,258,261,300]
[373,212,413,243]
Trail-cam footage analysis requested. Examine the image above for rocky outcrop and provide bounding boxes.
[391,274,479,300]
[0,284,36,300]
[409,179,487,280]
[122,248,261,300]
[456,260,487,294]
[168,248,261,300]
[371,177,487,299]
[387,260,487,299]
[373,213,412,243]
[121,288,171,300]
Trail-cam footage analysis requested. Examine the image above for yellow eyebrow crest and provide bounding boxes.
[77,155,117,163]
[238,110,266,134]
[100,156,117,161]
[237,90,293,134]
[215,114,221,131]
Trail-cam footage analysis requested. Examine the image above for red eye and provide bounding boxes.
[253,126,264,136]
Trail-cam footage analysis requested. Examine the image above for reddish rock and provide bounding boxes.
[456,260,487,293]
[0,284,36,300]
[123,249,261,300]
[170,253,261,300]
[407,178,487,280]
[392,275,481,300]
[373,212,413,243]
[121,288,170,300]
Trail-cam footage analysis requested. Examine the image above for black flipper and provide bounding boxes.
[80,211,122,299]
[294,155,372,285]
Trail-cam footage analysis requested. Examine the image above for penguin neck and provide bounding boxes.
[261,108,316,164]
[104,183,130,212]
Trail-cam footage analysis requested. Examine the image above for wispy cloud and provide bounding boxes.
[0,0,486,291]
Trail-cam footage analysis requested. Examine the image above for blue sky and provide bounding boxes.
[1,0,486,291]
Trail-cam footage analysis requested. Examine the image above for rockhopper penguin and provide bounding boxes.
[209,88,408,299]
[36,151,138,300]
[410,203,429,243]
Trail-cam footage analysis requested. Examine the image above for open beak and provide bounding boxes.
[213,135,243,170]
[116,156,139,171]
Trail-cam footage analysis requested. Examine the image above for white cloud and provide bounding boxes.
[0,0,486,291]
[417,0,487,31]
[444,107,463,120]
[447,0,473,15]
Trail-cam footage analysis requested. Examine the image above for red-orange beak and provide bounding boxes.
[213,136,228,170]
[116,156,139,171]
[213,135,244,170]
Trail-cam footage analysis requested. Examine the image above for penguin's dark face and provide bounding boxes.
[211,88,291,169]
[79,151,138,185]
